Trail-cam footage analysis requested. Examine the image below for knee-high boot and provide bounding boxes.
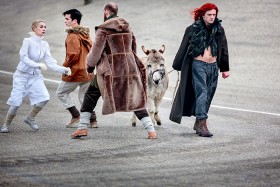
[1,113,16,133]
[24,105,43,131]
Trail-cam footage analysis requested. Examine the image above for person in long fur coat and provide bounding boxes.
[71,2,157,139]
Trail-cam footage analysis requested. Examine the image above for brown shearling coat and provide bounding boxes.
[87,17,147,115]
[62,26,93,82]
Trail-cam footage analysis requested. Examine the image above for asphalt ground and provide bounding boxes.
[0,0,280,186]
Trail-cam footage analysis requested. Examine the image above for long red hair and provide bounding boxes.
[192,3,219,21]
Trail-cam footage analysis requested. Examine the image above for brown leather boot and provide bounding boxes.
[196,119,213,137]
[193,119,198,133]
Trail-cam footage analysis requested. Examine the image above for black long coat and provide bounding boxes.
[169,23,229,124]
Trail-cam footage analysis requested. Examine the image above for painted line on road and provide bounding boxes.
[0,70,61,84]
[164,97,280,117]
[1,70,279,117]
[162,99,280,117]
[210,105,280,117]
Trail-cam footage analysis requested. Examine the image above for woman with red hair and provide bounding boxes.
[170,3,230,137]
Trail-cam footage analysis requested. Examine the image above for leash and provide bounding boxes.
[166,69,180,104]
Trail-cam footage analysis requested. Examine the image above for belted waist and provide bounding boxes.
[17,69,40,75]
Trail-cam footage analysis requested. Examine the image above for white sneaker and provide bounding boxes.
[24,117,39,131]
[0,123,9,133]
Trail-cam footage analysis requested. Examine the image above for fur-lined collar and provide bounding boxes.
[187,18,221,57]
[65,25,90,35]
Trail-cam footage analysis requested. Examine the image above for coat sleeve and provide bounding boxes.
[219,27,229,72]
[87,29,107,68]
[63,34,81,67]
[43,42,66,74]
[172,26,192,71]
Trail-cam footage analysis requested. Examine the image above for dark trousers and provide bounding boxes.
[192,60,218,120]
[80,83,149,120]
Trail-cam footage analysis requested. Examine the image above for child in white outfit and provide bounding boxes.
[1,19,71,133]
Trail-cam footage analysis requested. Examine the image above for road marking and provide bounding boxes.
[0,70,61,83]
[164,97,280,117]
[0,70,13,75]
[210,105,280,117]
[1,70,279,117]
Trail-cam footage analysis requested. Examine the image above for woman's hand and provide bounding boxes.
[38,63,47,70]
[65,67,71,76]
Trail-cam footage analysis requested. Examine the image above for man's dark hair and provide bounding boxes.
[104,2,118,15]
[63,9,83,24]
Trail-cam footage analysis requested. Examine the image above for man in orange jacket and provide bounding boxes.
[56,9,97,128]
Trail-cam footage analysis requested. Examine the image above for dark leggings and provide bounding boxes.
[81,83,149,120]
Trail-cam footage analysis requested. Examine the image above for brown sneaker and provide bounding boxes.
[66,117,80,128]
[148,131,157,139]
[71,129,88,139]
[88,119,98,128]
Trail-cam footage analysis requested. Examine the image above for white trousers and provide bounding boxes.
[56,80,90,109]
[7,70,49,106]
